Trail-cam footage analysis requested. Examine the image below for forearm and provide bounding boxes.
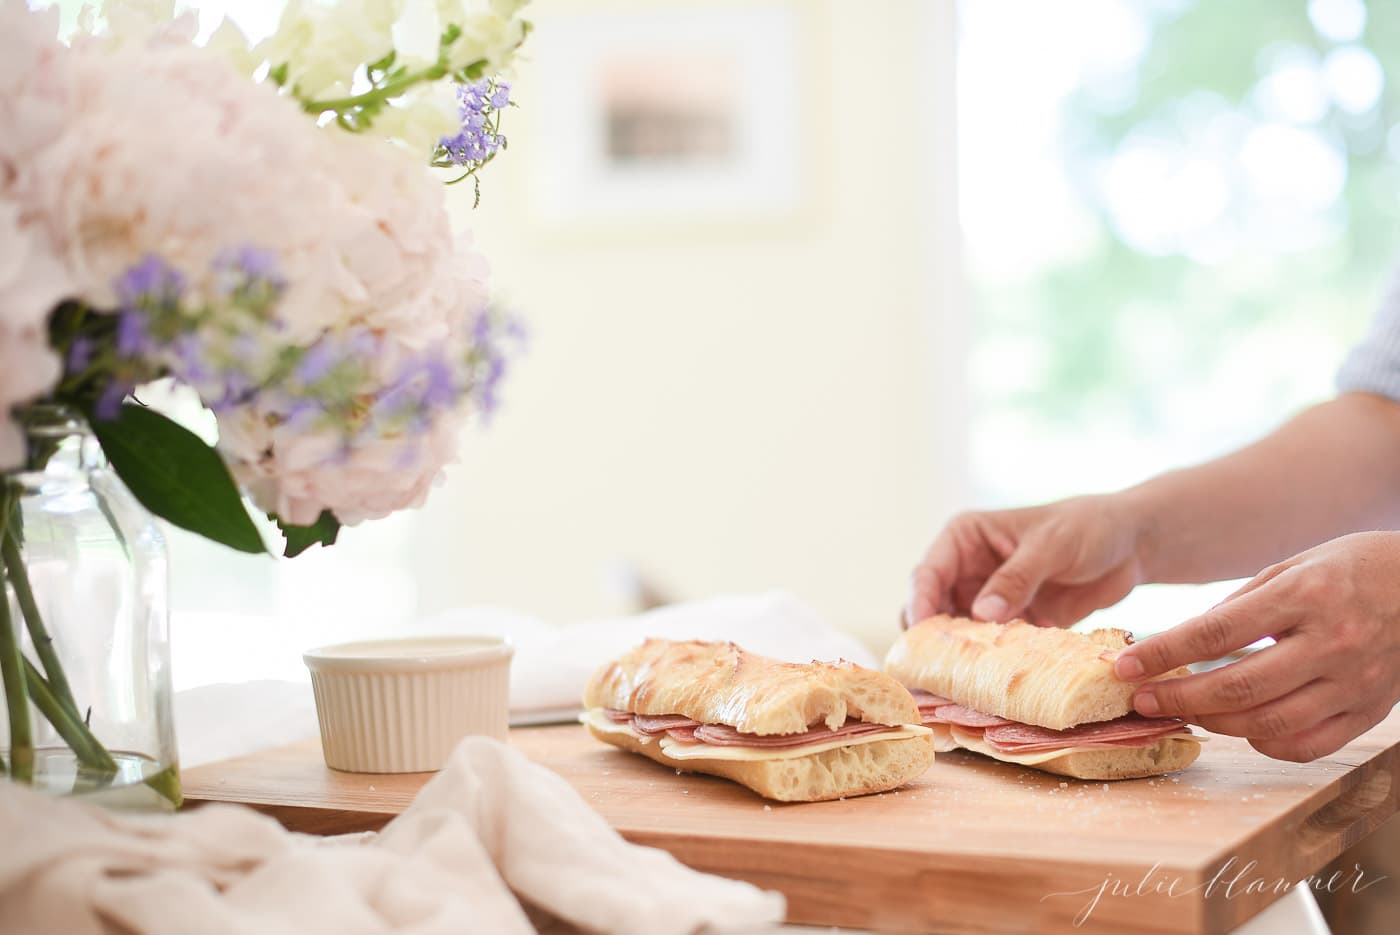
[1123,392,1400,584]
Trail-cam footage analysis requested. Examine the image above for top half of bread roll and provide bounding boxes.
[584,638,922,736]
[884,615,1191,730]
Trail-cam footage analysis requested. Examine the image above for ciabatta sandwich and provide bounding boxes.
[884,615,1202,780]
[582,639,935,802]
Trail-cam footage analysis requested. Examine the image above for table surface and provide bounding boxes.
[182,711,1400,934]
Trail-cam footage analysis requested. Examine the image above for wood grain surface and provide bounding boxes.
[182,713,1400,934]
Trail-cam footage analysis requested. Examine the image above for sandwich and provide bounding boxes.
[884,615,1202,780]
[581,638,935,802]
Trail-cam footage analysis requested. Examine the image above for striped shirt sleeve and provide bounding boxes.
[1337,263,1400,401]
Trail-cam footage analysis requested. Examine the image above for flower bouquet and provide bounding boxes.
[0,0,529,805]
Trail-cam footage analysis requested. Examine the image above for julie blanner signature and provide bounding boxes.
[1041,858,1386,927]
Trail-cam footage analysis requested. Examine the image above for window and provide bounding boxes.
[958,0,1400,627]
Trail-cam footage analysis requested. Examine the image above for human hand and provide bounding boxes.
[1114,531,1400,762]
[904,494,1147,628]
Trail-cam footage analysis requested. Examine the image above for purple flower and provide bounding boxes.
[66,337,95,373]
[214,245,282,283]
[296,341,339,384]
[213,244,286,310]
[114,254,184,312]
[478,354,506,420]
[438,78,508,167]
[170,333,211,384]
[94,381,131,421]
[281,397,323,430]
[369,353,462,431]
[210,371,255,411]
[115,309,151,358]
[418,356,458,408]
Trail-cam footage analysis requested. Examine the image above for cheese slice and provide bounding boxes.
[658,724,932,761]
[578,708,656,744]
[948,724,1203,766]
[928,722,958,753]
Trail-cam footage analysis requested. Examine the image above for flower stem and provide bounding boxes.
[0,497,32,782]
[22,658,115,776]
[299,62,447,116]
[2,536,80,720]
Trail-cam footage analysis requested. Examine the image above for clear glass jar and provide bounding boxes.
[0,404,179,810]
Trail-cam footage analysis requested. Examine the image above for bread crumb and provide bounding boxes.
[763,804,772,812]
[368,785,376,792]
[1101,784,1109,791]
[1058,781,1068,788]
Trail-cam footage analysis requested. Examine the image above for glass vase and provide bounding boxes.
[0,404,180,810]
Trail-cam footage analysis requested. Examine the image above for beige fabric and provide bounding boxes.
[585,639,920,735]
[586,723,935,802]
[885,615,1191,730]
[0,738,784,935]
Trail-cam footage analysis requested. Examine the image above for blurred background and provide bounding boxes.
[58,0,1400,675]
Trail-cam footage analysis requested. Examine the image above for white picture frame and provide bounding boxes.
[524,3,805,231]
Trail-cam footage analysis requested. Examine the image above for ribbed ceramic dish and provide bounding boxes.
[303,636,513,773]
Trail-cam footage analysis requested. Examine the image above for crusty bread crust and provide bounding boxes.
[1027,737,1201,780]
[885,616,1192,730]
[585,639,921,735]
[585,723,936,802]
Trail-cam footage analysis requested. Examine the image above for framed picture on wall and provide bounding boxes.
[524,3,807,230]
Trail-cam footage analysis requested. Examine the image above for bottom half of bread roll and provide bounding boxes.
[582,710,936,802]
[930,722,1202,781]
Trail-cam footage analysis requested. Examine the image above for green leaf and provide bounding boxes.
[86,404,267,555]
[273,510,341,558]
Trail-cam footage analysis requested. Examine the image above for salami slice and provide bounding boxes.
[690,719,897,749]
[929,704,1015,728]
[632,714,701,735]
[909,689,954,707]
[604,708,634,724]
[983,715,1188,754]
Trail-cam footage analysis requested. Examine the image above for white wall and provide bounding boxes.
[404,0,966,653]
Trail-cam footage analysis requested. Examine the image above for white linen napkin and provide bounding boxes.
[0,737,785,935]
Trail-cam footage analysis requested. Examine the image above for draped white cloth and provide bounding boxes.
[0,738,784,935]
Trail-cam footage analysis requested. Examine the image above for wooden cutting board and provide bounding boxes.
[182,715,1400,934]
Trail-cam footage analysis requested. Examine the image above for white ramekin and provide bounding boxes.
[303,636,513,773]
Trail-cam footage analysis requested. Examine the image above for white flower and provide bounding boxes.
[205,17,262,78]
[258,0,404,100]
[0,202,68,470]
[3,4,503,524]
[375,82,461,157]
[444,10,527,74]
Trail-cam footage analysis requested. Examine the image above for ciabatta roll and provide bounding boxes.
[885,616,1201,780]
[582,639,935,802]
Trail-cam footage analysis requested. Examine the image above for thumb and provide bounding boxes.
[971,544,1052,622]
